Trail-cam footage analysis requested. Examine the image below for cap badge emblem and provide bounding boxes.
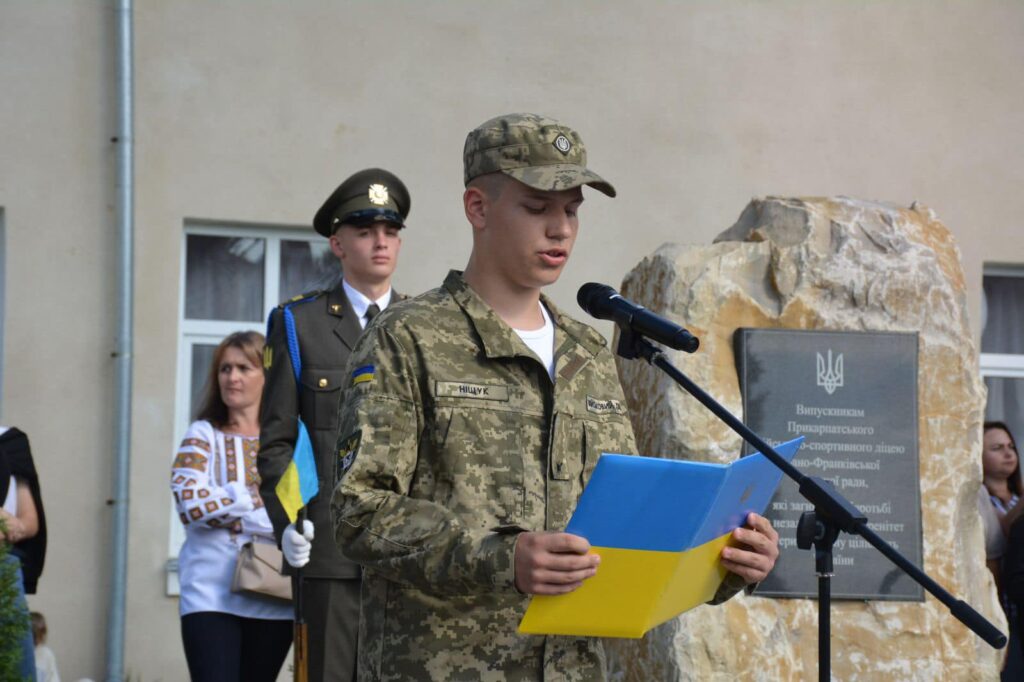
[553,134,572,154]
[368,184,389,206]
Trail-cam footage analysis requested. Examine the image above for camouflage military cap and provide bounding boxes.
[313,167,411,237]
[463,113,616,197]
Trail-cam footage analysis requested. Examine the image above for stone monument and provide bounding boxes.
[605,197,1004,680]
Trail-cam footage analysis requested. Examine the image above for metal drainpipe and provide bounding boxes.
[107,1,134,680]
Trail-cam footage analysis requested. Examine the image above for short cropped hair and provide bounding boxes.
[467,172,510,201]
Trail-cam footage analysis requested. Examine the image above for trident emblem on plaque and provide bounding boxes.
[816,349,844,395]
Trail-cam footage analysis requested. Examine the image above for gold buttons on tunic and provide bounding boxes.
[318,378,328,388]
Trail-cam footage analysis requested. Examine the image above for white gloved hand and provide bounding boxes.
[282,519,315,568]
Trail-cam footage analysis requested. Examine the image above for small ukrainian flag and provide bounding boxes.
[352,364,375,386]
[274,418,320,523]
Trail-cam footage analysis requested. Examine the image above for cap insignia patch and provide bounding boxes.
[368,183,390,206]
[553,134,572,154]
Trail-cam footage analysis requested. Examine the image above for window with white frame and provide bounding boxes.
[166,221,338,594]
[980,266,1024,443]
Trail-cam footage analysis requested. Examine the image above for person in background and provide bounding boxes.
[172,331,292,682]
[980,420,1023,591]
[258,168,409,682]
[31,611,60,682]
[0,426,46,680]
[979,420,1024,679]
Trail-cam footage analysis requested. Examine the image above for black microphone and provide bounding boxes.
[577,283,699,353]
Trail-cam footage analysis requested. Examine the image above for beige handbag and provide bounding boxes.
[232,541,292,601]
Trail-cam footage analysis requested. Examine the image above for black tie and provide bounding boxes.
[365,303,381,323]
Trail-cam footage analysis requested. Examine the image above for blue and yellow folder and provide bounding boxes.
[518,437,803,638]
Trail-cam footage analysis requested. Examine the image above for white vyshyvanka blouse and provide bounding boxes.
[171,420,291,620]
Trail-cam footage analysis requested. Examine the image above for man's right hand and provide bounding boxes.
[282,519,315,568]
[513,531,600,595]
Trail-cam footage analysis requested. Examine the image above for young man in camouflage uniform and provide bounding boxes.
[331,113,780,680]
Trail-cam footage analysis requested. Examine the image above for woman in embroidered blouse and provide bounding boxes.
[171,331,292,682]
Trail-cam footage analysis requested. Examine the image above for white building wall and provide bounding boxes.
[1,1,1022,679]
[0,1,117,677]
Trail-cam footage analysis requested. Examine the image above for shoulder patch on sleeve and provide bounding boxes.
[351,364,375,386]
[262,345,273,369]
[335,430,362,485]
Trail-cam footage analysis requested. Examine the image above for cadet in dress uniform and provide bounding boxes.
[330,114,781,680]
[258,168,409,682]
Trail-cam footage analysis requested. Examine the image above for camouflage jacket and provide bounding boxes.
[331,270,639,681]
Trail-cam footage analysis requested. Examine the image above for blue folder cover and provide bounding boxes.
[565,437,804,552]
[520,436,804,637]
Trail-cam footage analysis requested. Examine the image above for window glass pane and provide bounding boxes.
[982,275,1024,354]
[190,343,218,421]
[185,235,265,321]
[279,239,340,300]
[984,376,1024,449]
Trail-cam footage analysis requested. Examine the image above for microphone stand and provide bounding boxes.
[615,327,1006,681]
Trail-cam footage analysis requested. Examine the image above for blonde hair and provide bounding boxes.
[30,611,46,646]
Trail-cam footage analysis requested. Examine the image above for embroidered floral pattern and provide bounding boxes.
[181,437,211,454]
[225,438,238,482]
[172,424,251,529]
[242,437,263,509]
[172,450,208,471]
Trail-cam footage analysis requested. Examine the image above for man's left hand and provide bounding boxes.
[720,512,779,584]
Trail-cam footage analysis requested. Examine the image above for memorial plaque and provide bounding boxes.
[735,328,923,600]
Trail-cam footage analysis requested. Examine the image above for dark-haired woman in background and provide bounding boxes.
[981,421,1023,591]
[978,420,1024,679]
[171,331,291,682]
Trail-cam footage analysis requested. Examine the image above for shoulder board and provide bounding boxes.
[276,290,325,309]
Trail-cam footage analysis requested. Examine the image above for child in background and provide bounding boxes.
[31,612,59,682]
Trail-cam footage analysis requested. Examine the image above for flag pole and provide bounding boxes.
[293,508,308,682]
